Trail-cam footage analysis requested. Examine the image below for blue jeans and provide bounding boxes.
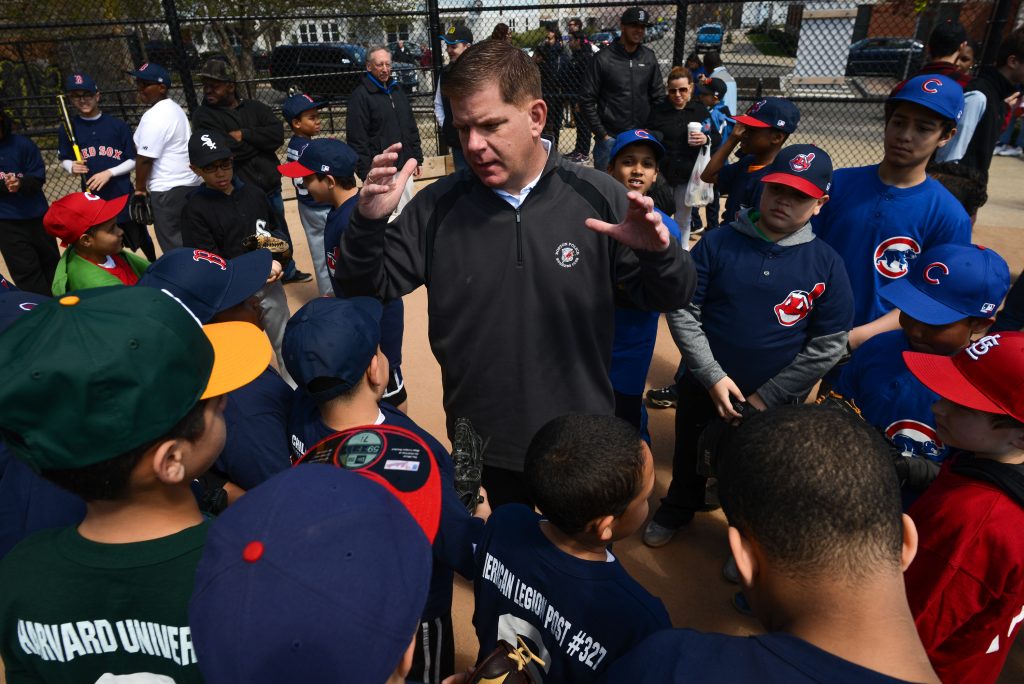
[999,118,1022,147]
[592,136,617,172]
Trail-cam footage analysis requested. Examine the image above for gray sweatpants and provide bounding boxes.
[149,184,197,252]
[257,280,294,388]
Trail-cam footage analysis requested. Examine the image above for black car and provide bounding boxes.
[268,43,366,96]
[846,38,925,77]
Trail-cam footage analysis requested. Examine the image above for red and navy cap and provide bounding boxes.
[278,138,357,179]
[64,72,97,93]
[125,62,171,85]
[761,144,833,199]
[880,244,1011,325]
[733,97,800,134]
[888,73,964,122]
[904,331,1024,422]
[281,93,326,122]
[43,192,128,247]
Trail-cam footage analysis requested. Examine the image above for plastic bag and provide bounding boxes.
[684,144,715,208]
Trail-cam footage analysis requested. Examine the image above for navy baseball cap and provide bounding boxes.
[888,73,964,122]
[698,77,727,99]
[278,138,357,179]
[138,247,272,324]
[0,292,48,334]
[0,272,16,292]
[761,144,833,199]
[733,97,800,134]
[188,130,233,167]
[64,72,97,93]
[126,62,171,85]
[621,7,652,25]
[881,244,1011,325]
[440,25,473,44]
[283,296,383,401]
[281,93,325,122]
[610,129,665,163]
[189,464,432,684]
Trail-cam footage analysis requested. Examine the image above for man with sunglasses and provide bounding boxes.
[129,62,200,252]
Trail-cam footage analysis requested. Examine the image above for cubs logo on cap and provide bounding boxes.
[609,128,666,162]
[774,282,825,327]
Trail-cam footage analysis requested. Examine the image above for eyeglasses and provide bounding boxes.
[200,160,233,173]
[667,87,691,94]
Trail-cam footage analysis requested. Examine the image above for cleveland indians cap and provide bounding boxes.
[64,72,97,93]
[43,192,129,247]
[0,291,47,334]
[440,24,474,44]
[621,7,652,25]
[733,97,800,134]
[698,77,728,99]
[126,62,171,85]
[188,130,234,167]
[761,144,833,199]
[138,247,273,324]
[888,73,964,122]
[283,296,383,401]
[277,137,357,179]
[281,93,326,122]
[904,331,1024,422]
[0,287,270,471]
[189,464,432,684]
[610,129,666,162]
[880,244,1011,325]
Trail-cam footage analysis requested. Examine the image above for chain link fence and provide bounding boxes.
[1,0,1019,201]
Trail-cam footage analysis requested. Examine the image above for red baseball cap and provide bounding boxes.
[903,332,1024,422]
[43,192,128,247]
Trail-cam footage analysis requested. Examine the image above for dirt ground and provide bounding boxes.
[0,154,1021,681]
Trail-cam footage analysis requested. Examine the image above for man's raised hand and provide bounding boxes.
[357,143,418,220]
[584,191,670,252]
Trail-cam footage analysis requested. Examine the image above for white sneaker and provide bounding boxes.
[994,145,1023,157]
[643,520,678,547]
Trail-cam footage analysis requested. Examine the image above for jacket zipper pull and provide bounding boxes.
[515,209,524,267]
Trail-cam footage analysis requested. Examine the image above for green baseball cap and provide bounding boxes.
[0,286,271,471]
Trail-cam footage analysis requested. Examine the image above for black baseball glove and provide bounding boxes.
[450,417,487,514]
[128,192,153,225]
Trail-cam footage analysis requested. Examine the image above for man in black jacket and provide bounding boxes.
[434,25,474,172]
[580,7,664,171]
[347,46,423,215]
[337,40,695,507]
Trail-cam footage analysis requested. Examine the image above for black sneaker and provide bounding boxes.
[645,384,678,408]
[283,269,313,284]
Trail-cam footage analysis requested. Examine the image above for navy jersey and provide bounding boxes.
[811,165,971,326]
[610,209,681,395]
[692,221,854,394]
[289,395,482,618]
[324,193,404,367]
[0,134,48,220]
[285,135,330,209]
[57,114,135,211]
[217,366,293,490]
[835,331,945,463]
[473,505,671,683]
[600,629,920,683]
[717,154,769,225]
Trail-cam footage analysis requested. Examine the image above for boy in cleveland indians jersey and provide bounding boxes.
[645,144,854,546]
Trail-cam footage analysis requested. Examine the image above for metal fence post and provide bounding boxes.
[980,0,1015,67]
[427,0,447,155]
[671,0,689,69]
[161,0,199,114]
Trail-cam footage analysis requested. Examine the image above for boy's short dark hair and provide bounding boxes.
[525,414,644,535]
[703,50,722,71]
[997,28,1024,67]
[927,161,988,215]
[315,171,357,190]
[41,399,210,501]
[928,21,967,58]
[718,405,904,582]
[443,39,542,106]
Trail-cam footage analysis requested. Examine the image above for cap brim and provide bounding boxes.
[220,249,273,312]
[761,173,825,199]
[902,350,1005,414]
[278,160,316,178]
[733,115,771,128]
[879,277,967,326]
[96,194,129,224]
[201,321,272,399]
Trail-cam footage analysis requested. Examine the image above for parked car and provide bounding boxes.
[695,23,723,53]
[845,38,925,77]
[269,43,365,97]
[392,61,418,93]
[388,41,423,65]
[200,47,271,73]
[590,32,616,48]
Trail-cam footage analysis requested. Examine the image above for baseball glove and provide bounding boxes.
[128,192,153,225]
[814,389,863,418]
[467,638,545,684]
[451,417,487,514]
[242,233,293,265]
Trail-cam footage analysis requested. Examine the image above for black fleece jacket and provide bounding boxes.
[580,40,664,140]
[646,99,720,187]
[346,73,423,180]
[191,99,284,195]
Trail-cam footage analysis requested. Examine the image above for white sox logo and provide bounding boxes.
[789,153,815,173]
[201,134,216,150]
[192,249,227,270]
[774,282,825,326]
[555,242,580,268]
[966,334,1000,360]
[923,261,949,285]
[874,236,921,279]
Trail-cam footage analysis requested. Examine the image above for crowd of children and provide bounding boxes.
[0,23,1023,684]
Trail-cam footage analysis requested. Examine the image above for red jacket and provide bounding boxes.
[906,456,1024,683]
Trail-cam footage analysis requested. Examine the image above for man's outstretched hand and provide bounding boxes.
[584,191,671,252]
[356,142,418,220]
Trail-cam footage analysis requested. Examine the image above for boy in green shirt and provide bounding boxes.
[0,286,270,683]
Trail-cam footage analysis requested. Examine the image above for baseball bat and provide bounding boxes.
[56,94,87,192]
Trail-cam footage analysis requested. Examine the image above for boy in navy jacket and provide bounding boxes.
[646,144,854,546]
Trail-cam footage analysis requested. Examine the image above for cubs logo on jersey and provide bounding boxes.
[886,419,945,461]
[774,282,825,327]
[874,236,921,279]
[789,153,815,173]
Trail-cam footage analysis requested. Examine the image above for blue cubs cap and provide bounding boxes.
[610,129,665,163]
[189,464,432,684]
[880,244,1011,325]
[761,144,833,199]
[281,93,325,122]
[126,62,171,85]
[138,247,272,324]
[277,138,357,179]
[733,97,800,134]
[0,292,48,334]
[64,72,97,93]
[888,73,964,122]
[283,296,383,401]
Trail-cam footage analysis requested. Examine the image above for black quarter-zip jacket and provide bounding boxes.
[337,151,696,470]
